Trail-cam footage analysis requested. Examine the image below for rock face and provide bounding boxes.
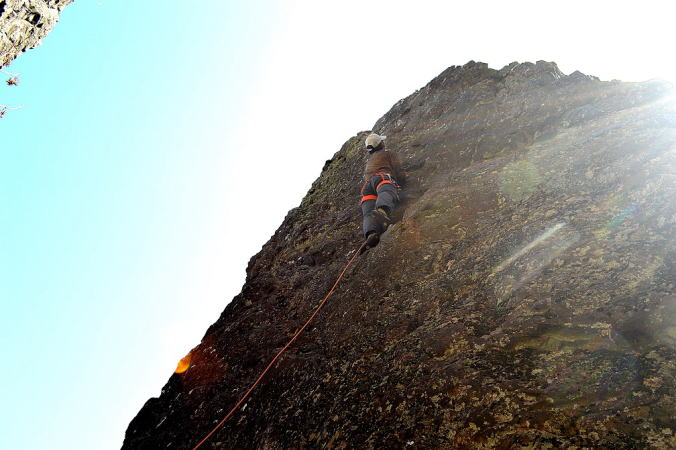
[0,0,73,68]
[124,61,675,449]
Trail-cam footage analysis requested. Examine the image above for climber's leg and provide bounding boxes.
[360,175,382,238]
[361,199,378,237]
[371,174,399,231]
[375,182,398,217]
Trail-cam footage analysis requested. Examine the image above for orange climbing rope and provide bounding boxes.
[192,241,367,449]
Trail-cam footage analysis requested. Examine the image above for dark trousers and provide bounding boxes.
[360,173,399,236]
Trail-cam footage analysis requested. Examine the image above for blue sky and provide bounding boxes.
[1,2,285,448]
[1,1,674,449]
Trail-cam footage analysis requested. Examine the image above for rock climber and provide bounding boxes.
[360,132,405,248]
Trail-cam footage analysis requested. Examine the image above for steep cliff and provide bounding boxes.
[124,61,675,449]
[0,0,72,68]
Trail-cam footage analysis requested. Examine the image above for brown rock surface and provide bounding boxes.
[124,61,675,449]
[0,0,73,68]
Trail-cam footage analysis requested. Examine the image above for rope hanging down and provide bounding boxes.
[193,241,367,449]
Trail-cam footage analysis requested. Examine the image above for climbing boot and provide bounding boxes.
[366,232,380,248]
[372,207,392,230]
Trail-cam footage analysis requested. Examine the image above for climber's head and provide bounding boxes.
[365,133,386,152]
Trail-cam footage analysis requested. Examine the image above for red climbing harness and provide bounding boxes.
[376,178,395,190]
[361,172,398,203]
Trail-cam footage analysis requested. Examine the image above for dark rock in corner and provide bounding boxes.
[0,0,74,68]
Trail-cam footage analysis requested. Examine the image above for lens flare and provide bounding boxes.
[594,201,639,239]
[175,352,192,374]
[489,222,579,303]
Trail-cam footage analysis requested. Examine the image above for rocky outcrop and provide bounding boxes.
[0,0,73,68]
[124,61,675,449]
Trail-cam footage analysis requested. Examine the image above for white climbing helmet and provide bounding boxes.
[365,133,386,150]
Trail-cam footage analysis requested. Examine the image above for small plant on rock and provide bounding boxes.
[1,69,20,86]
[1,67,23,119]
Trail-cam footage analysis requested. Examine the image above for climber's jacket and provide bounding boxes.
[364,148,404,183]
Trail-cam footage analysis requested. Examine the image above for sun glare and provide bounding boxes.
[174,352,192,374]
